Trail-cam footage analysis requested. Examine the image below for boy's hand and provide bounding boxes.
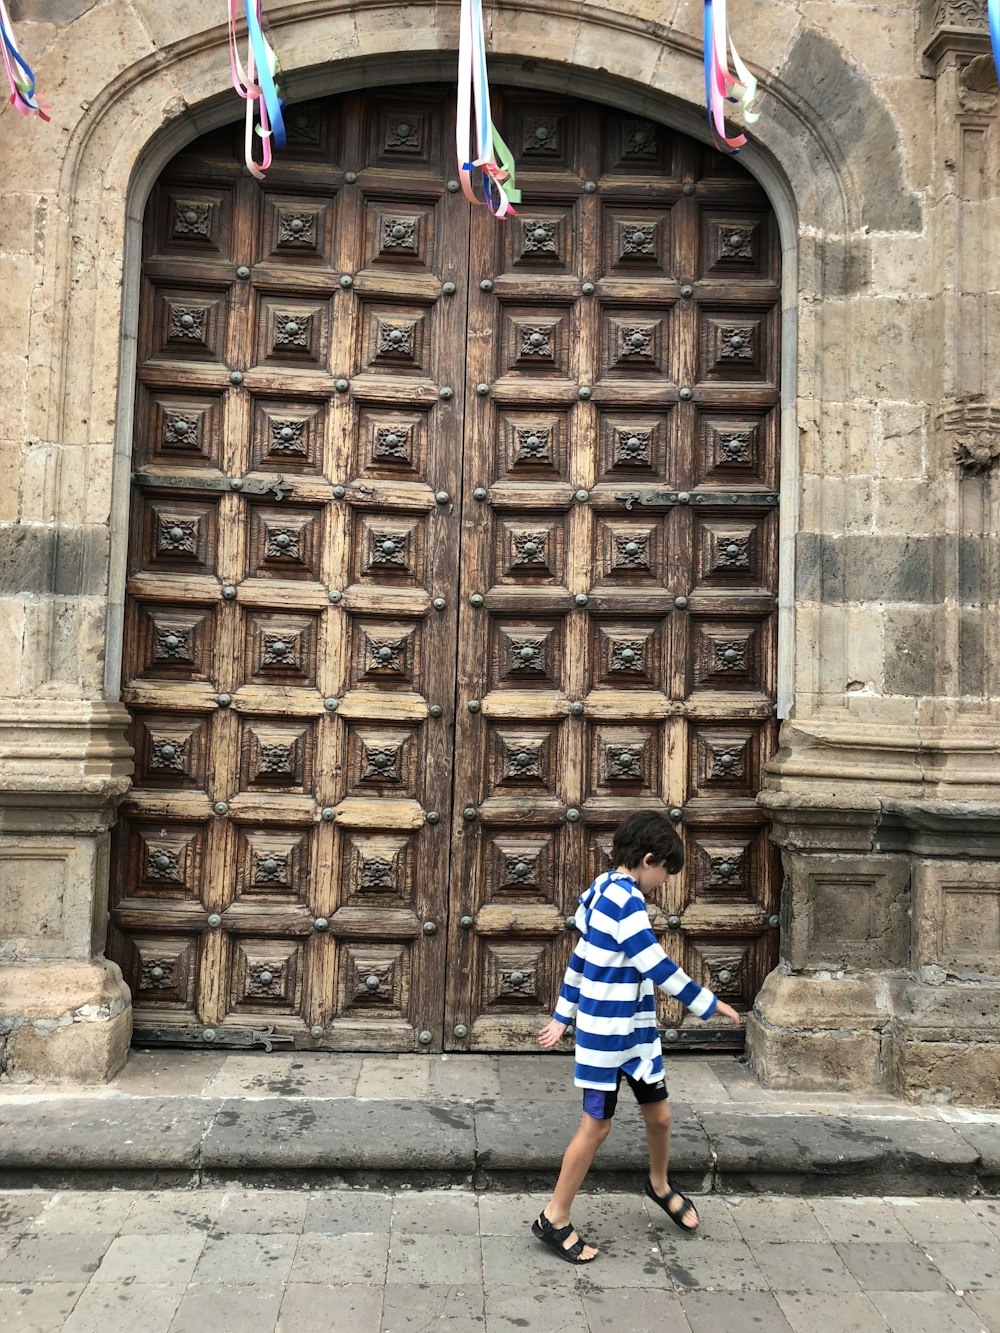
[538,1018,568,1048]
[715,1001,742,1027]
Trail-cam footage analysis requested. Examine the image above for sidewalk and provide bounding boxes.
[1,1053,998,1195]
[3,1186,1000,1333]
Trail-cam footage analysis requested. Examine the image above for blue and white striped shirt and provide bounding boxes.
[553,869,718,1090]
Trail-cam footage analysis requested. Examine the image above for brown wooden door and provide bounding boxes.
[446,95,781,1052]
[109,87,780,1054]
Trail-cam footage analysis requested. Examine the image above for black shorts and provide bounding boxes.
[582,1068,669,1121]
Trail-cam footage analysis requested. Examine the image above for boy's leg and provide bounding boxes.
[540,1097,615,1259]
[636,1083,699,1230]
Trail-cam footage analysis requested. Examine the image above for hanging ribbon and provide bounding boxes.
[704,0,758,153]
[457,0,520,217]
[0,0,49,120]
[989,0,1000,89]
[228,0,286,180]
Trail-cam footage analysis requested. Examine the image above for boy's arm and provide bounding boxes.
[616,899,717,1018]
[552,944,585,1023]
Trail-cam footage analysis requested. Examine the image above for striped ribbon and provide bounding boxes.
[228,0,286,180]
[457,0,520,217]
[704,0,758,153]
[0,0,49,120]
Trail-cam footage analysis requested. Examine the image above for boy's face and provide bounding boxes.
[632,853,670,895]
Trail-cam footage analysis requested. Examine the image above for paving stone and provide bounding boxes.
[121,1191,227,1234]
[113,1050,225,1097]
[810,1198,909,1243]
[494,1054,577,1101]
[93,1232,206,1284]
[868,1290,990,1333]
[207,1055,363,1101]
[681,1290,793,1332]
[646,1195,743,1244]
[214,1190,309,1235]
[290,1232,390,1285]
[774,1290,890,1332]
[484,1233,589,1284]
[571,1233,673,1288]
[924,1240,1000,1290]
[354,1057,430,1100]
[0,1281,88,1332]
[580,1284,692,1332]
[202,1100,473,1174]
[730,1195,828,1243]
[303,1190,393,1234]
[0,1193,49,1235]
[663,1059,732,1103]
[0,1230,118,1282]
[380,1282,485,1331]
[835,1241,950,1292]
[391,1190,480,1235]
[62,1280,187,1333]
[477,1192,545,1236]
[168,1282,284,1333]
[890,1199,995,1245]
[388,1231,483,1285]
[33,1189,137,1233]
[963,1289,1000,1332]
[484,1280,588,1333]
[751,1240,862,1293]
[278,1281,384,1332]
[665,1238,769,1292]
[427,1056,500,1101]
[192,1233,299,1286]
[571,1190,658,1243]
[970,1201,1000,1241]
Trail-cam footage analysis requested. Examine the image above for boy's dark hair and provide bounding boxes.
[611,811,684,873]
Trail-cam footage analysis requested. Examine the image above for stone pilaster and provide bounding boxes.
[747,0,1000,1107]
[0,700,134,1082]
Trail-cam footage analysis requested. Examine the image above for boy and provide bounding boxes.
[533,810,741,1264]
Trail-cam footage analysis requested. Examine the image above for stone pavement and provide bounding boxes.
[2,1186,1000,1332]
[1,1053,998,1194]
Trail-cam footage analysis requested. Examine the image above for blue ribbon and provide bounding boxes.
[245,1,286,149]
[990,0,1000,89]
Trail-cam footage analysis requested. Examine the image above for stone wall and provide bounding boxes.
[0,0,997,1097]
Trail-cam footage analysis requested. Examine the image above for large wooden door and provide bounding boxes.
[109,87,780,1053]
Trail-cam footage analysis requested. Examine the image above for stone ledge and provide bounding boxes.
[0,1094,995,1195]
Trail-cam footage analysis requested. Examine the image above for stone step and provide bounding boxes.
[0,1094,997,1195]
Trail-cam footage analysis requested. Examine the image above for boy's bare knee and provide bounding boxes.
[583,1114,614,1142]
[646,1102,671,1131]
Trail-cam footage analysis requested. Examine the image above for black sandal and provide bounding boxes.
[531,1211,598,1264]
[644,1179,700,1233]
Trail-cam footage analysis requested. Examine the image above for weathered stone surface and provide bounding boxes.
[201,1098,475,1177]
[6,1007,131,1083]
[895,1041,1000,1108]
[0,1097,218,1173]
[700,1112,980,1196]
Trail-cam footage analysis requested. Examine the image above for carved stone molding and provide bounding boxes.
[922,0,991,66]
[938,400,1000,474]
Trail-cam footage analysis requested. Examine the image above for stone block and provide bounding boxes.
[6,1002,130,1083]
[912,858,1000,973]
[0,835,109,961]
[747,1022,886,1093]
[782,852,910,970]
[894,1039,1000,1107]
[777,29,922,232]
[883,607,939,697]
[701,1109,979,1195]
